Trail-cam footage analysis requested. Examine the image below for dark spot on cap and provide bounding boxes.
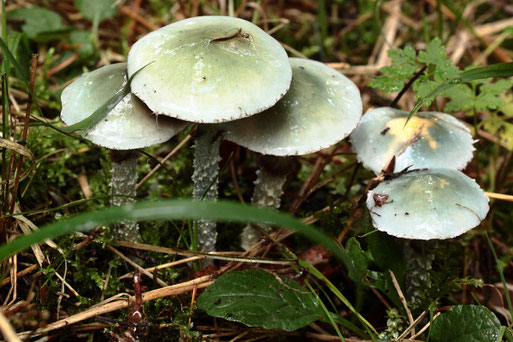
[153,90,156,93]
[299,66,305,70]
[381,127,390,135]
[104,119,108,122]
[202,76,206,80]
[405,212,409,215]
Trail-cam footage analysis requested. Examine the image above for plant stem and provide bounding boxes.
[110,149,140,243]
[192,126,221,254]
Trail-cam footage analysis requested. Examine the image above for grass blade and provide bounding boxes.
[0,199,345,263]
[0,36,29,83]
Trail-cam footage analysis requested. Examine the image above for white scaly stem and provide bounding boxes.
[192,126,221,255]
[110,150,140,243]
[240,169,286,250]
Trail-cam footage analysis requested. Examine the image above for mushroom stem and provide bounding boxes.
[110,149,140,243]
[241,155,294,250]
[241,168,286,250]
[192,126,221,254]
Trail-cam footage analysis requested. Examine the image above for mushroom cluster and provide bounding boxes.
[60,16,365,253]
[350,107,489,239]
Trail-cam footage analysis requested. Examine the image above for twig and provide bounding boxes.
[18,277,213,338]
[106,245,168,287]
[0,310,21,342]
[390,66,427,108]
[113,241,295,265]
[136,134,191,190]
[389,270,415,337]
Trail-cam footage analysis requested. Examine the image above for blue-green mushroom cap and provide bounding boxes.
[127,16,292,123]
[351,107,475,174]
[366,168,489,240]
[220,58,362,155]
[60,63,186,150]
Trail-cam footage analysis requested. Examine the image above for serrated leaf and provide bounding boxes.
[442,84,474,112]
[7,7,63,40]
[418,38,447,66]
[369,76,404,93]
[197,269,324,331]
[76,0,118,22]
[413,78,440,104]
[430,305,500,342]
[474,80,513,111]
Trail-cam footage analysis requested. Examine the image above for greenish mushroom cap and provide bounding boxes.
[350,107,475,174]
[220,58,362,155]
[127,16,292,123]
[60,63,186,150]
[366,168,489,240]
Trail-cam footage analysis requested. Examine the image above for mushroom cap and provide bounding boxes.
[350,107,475,174]
[60,63,186,150]
[127,16,292,123]
[220,58,362,156]
[366,168,489,240]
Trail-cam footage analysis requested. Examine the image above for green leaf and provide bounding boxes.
[346,237,373,285]
[0,36,29,83]
[475,79,513,111]
[417,38,447,66]
[76,0,118,22]
[442,84,474,112]
[0,199,346,264]
[430,305,500,342]
[408,63,513,122]
[5,31,30,79]
[7,7,63,40]
[70,30,95,61]
[197,269,324,331]
[366,232,405,282]
[369,76,404,93]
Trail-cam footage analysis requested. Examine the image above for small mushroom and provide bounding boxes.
[60,63,186,242]
[366,168,489,240]
[126,16,292,255]
[351,107,475,174]
[221,58,362,249]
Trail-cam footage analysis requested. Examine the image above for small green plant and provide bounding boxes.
[370,37,460,104]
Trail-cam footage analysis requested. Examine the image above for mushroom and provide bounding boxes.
[350,107,475,174]
[220,58,362,249]
[366,168,489,240]
[60,63,186,242]
[126,16,292,253]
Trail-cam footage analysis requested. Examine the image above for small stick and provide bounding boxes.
[136,134,191,190]
[211,28,250,42]
[107,245,168,287]
[0,310,21,342]
[18,277,213,338]
[389,270,415,337]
